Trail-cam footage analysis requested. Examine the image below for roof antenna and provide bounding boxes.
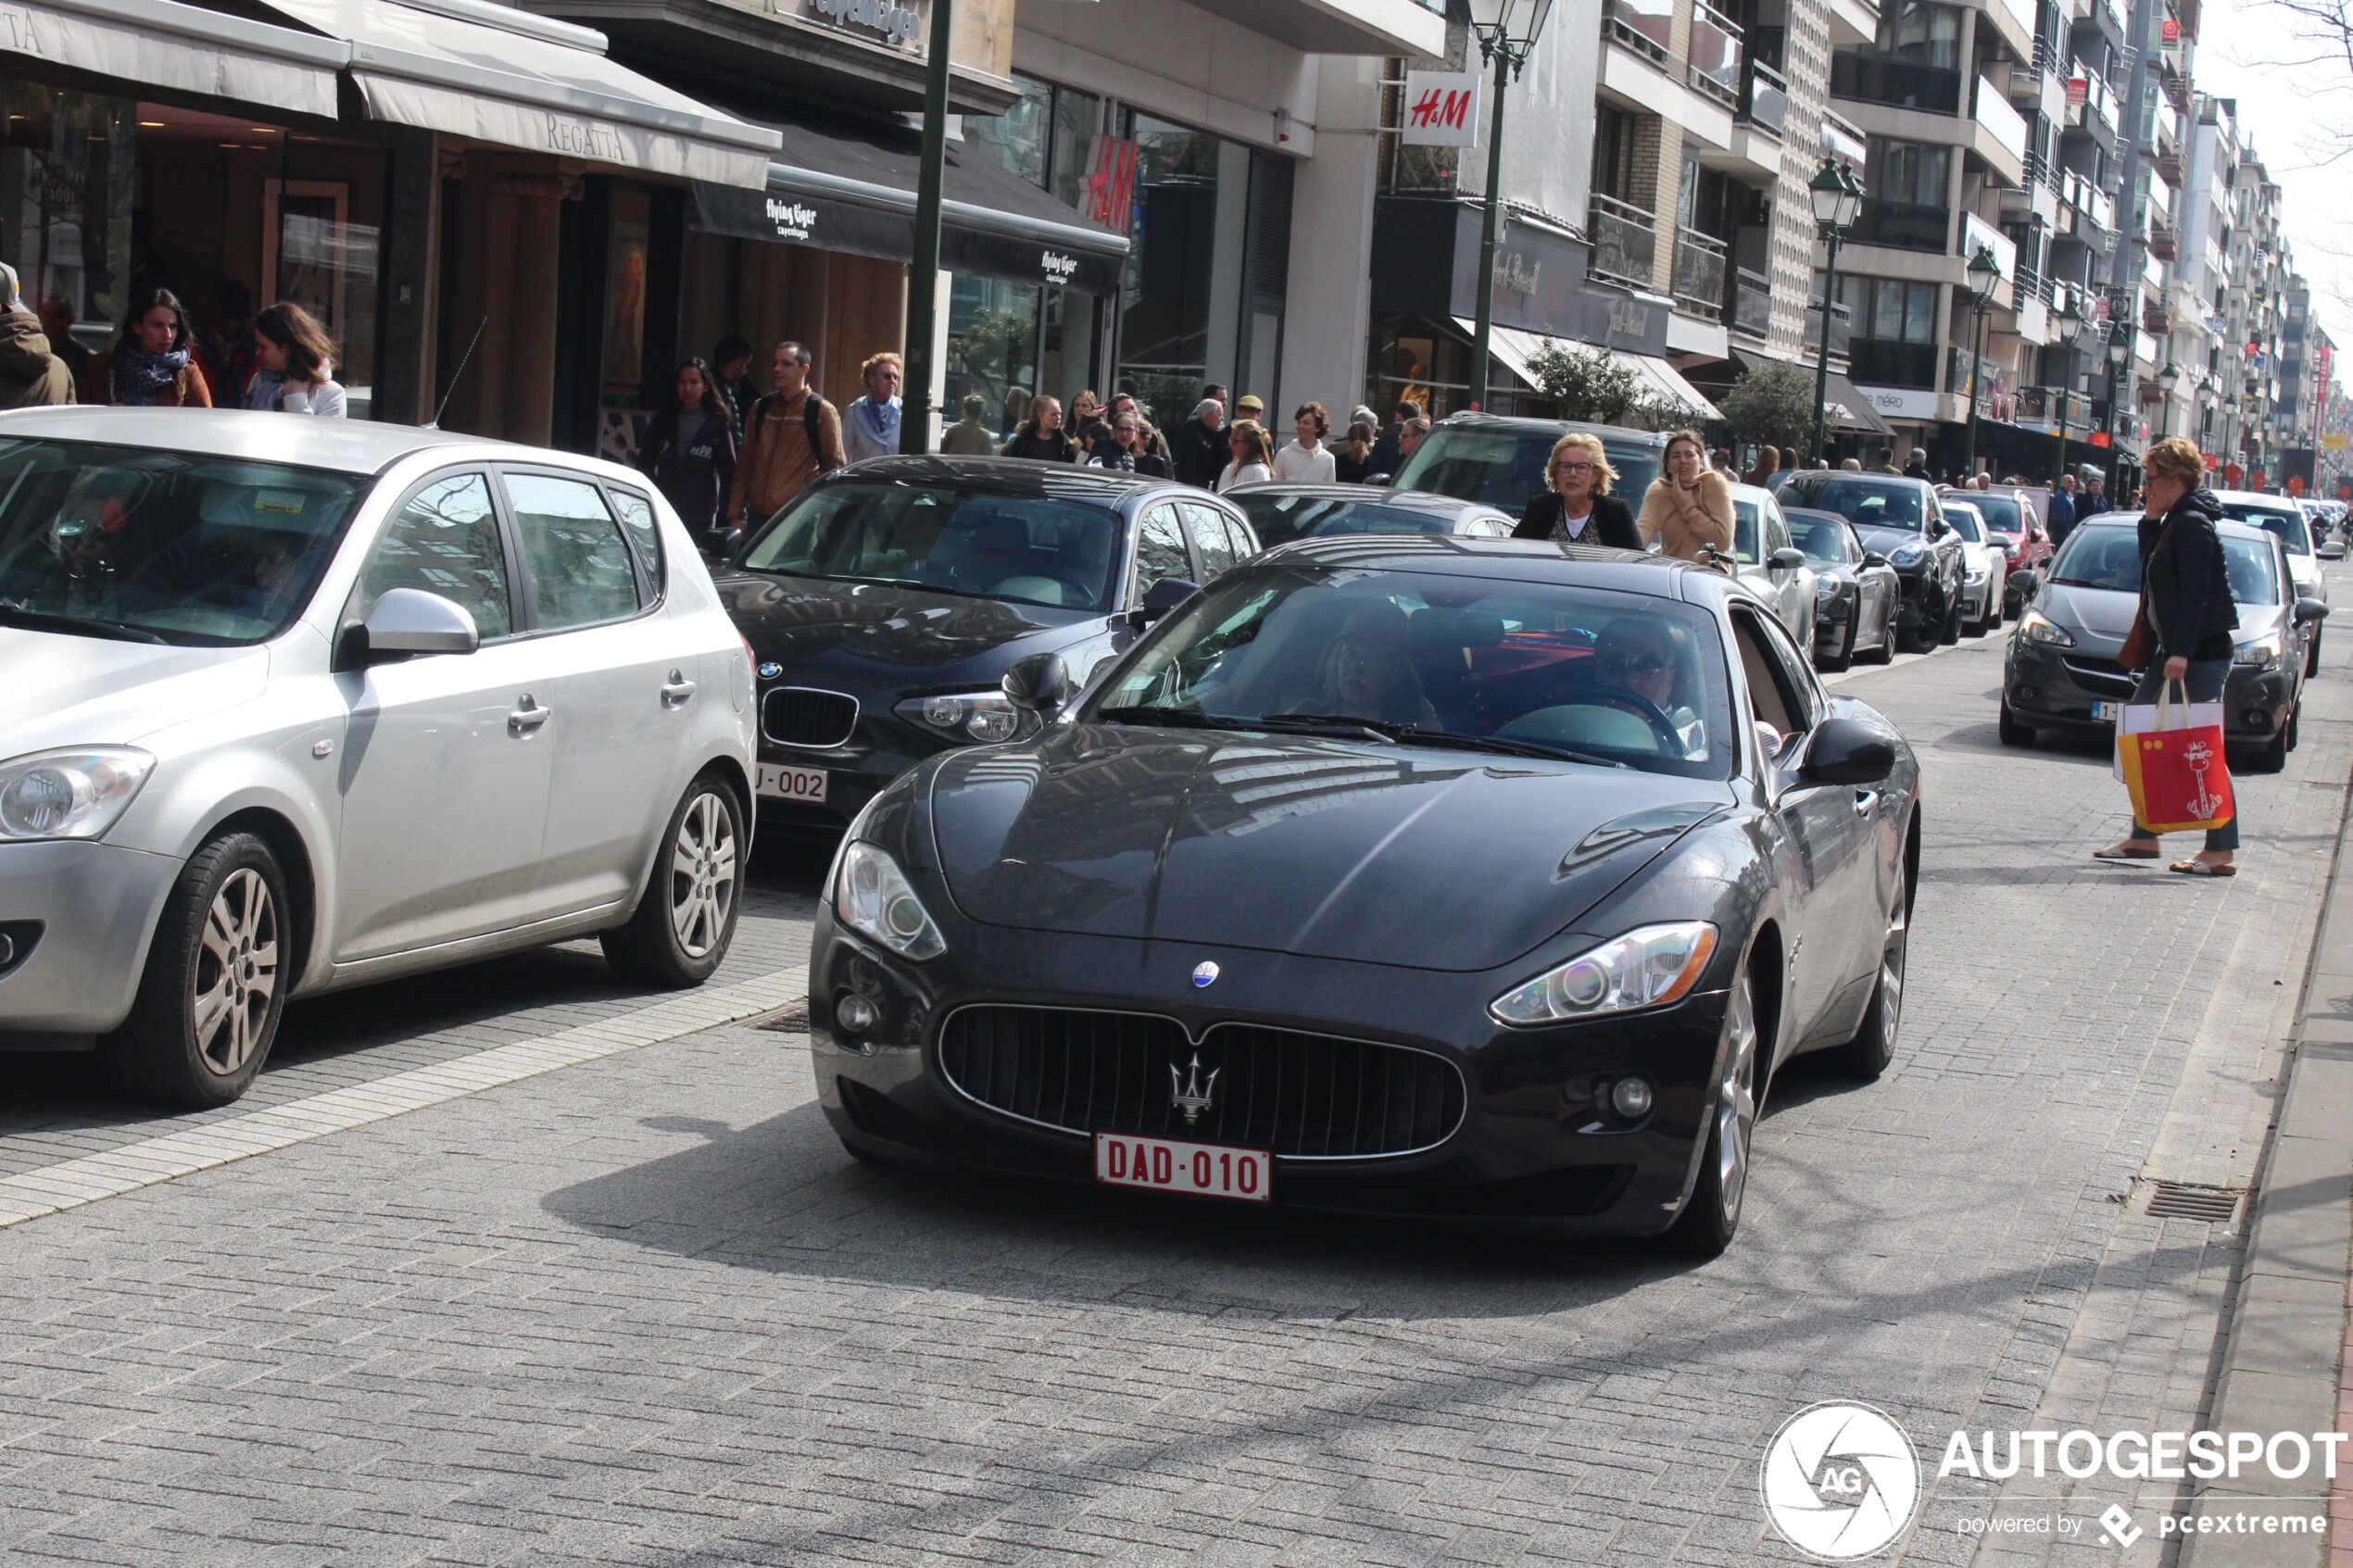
[427,316,488,431]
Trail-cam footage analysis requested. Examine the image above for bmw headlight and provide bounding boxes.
[2019,609,2076,648]
[1889,543,1926,567]
[1490,922,1719,1026]
[834,840,946,960]
[2234,633,2284,669]
[0,747,154,841]
[898,692,1030,745]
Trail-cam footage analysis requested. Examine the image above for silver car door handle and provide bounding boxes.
[661,671,698,706]
[509,696,552,733]
[1854,788,1881,818]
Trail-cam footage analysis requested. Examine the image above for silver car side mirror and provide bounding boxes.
[362,588,481,660]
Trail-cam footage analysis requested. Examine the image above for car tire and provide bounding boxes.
[1831,866,1909,1080]
[1938,592,1962,645]
[1861,609,1895,664]
[2307,624,2322,677]
[2287,701,2302,752]
[1667,968,1760,1258]
[1997,701,2035,746]
[2246,727,2289,774]
[602,772,747,988]
[98,832,290,1109]
[1818,615,1854,673]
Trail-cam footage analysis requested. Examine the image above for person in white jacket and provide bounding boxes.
[1271,401,1337,483]
[1218,420,1275,492]
[245,302,346,417]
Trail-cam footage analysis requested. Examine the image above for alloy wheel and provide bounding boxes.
[1877,881,1909,1047]
[192,868,277,1077]
[1714,975,1760,1224]
[669,791,738,959]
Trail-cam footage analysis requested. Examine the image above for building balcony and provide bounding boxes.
[1606,0,1674,67]
[1972,75,2030,182]
[1831,51,1964,114]
[2015,385,2094,433]
[1849,197,1951,252]
[1674,228,1730,320]
[1829,0,1880,47]
[1689,0,1745,109]
[1742,56,1790,136]
[1730,265,1772,339]
[1848,338,1940,388]
[1590,193,1659,290]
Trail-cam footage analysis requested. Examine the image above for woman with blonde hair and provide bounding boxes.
[1218,419,1275,492]
[2093,435,2241,875]
[1511,431,1641,547]
[1000,394,1079,461]
[1639,429,1736,570]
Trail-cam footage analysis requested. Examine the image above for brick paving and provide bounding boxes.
[0,619,2345,1566]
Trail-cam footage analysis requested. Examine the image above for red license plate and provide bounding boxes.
[1093,1132,1271,1203]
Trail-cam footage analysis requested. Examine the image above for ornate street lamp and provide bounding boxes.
[1962,244,2002,482]
[2049,294,2084,486]
[2156,360,2181,441]
[1466,0,1558,411]
[1807,157,1865,467]
[2104,320,2132,491]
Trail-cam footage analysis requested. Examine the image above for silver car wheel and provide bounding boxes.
[1877,879,1908,1044]
[193,867,277,1077]
[669,791,738,960]
[1714,974,1759,1224]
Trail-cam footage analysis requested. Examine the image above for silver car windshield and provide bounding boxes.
[1394,426,1662,511]
[1094,567,1738,780]
[0,438,368,646]
[2048,526,2281,604]
[741,482,1124,611]
[2219,501,2311,557]
[1232,495,1477,546]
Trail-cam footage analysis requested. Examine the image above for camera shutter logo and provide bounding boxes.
[1759,1401,1920,1560]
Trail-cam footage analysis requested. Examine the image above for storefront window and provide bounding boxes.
[1116,113,1251,431]
[0,84,133,345]
[968,74,1050,189]
[946,274,1038,438]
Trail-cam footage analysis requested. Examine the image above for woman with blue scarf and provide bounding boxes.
[81,288,212,408]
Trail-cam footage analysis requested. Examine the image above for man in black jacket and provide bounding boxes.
[1172,397,1227,488]
[1368,399,1420,477]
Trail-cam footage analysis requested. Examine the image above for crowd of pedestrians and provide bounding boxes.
[0,273,349,417]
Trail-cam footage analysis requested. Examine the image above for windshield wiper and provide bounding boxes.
[1257,712,1403,744]
[1392,727,1630,769]
[1095,705,1261,731]
[0,605,168,644]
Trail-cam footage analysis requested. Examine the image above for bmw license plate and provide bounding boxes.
[2091,701,2120,722]
[755,762,828,804]
[1095,1131,1271,1203]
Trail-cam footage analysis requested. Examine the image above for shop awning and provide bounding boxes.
[688,113,1130,296]
[1461,320,1726,422]
[16,0,344,119]
[251,0,778,188]
[1729,348,1893,436]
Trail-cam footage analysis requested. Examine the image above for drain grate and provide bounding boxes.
[756,1000,811,1034]
[2144,1182,2247,1223]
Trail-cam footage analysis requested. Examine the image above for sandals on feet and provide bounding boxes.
[2092,844,2160,860]
[2170,859,2237,877]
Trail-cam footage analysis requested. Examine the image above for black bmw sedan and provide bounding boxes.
[716,458,1256,828]
[1774,471,1966,651]
[808,538,1921,1254]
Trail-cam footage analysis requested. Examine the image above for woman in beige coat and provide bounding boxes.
[1638,430,1735,571]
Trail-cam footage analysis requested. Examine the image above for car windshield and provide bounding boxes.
[2049,526,2281,604]
[1972,494,2022,532]
[741,481,1124,610]
[1092,566,1737,780]
[0,438,368,646]
[1781,475,1926,530]
[1944,510,1984,542]
[1231,494,1470,548]
[2219,500,2311,557]
[1393,425,1661,512]
[1788,516,1851,564]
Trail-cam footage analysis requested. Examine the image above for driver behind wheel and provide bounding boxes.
[1595,617,1707,759]
[1286,600,1435,725]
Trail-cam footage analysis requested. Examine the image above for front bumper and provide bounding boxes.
[0,838,181,1044]
[2005,640,2296,742]
[753,708,950,829]
[806,912,1734,1236]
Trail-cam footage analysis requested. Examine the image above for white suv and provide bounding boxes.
[0,409,755,1106]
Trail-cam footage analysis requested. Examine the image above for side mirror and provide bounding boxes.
[1926,519,1949,539]
[1861,551,1889,570]
[357,588,480,663]
[1363,473,1396,488]
[1770,546,1806,572]
[721,526,746,562]
[1139,576,1202,621]
[2295,596,2331,622]
[1000,651,1071,714]
[2011,570,2040,598]
[1797,716,1897,786]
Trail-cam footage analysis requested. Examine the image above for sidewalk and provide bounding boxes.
[2180,780,2353,1568]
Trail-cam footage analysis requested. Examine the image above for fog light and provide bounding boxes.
[1611,1077,1655,1119]
[836,993,880,1034]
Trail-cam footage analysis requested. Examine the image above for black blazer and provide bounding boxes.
[2139,489,2237,662]
[1513,493,1642,550]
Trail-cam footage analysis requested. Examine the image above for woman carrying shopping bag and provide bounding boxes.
[2094,436,2240,875]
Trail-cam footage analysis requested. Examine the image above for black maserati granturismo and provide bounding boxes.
[806,536,1920,1254]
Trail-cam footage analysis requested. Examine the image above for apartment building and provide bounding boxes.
[2173,93,2238,455]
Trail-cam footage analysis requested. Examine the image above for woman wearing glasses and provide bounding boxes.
[1511,432,1642,548]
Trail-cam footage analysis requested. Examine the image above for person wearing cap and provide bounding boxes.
[1235,394,1265,422]
[0,264,73,408]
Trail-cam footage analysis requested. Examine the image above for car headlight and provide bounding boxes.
[1965,566,1988,584]
[1889,543,1926,567]
[1815,577,1840,600]
[0,747,154,841]
[2234,633,2284,669]
[834,840,946,960]
[2019,609,2076,648]
[898,692,1031,745]
[1490,922,1719,1026]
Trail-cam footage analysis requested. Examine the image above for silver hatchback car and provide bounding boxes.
[0,411,755,1106]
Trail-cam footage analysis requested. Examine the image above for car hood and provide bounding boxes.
[925,724,1736,972]
[2040,582,2140,639]
[0,631,270,751]
[715,571,1105,690]
[1855,523,1928,555]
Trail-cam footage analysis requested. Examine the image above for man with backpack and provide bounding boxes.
[727,339,848,527]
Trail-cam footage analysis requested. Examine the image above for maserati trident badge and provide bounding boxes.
[1169,1051,1218,1125]
[1191,960,1219,987]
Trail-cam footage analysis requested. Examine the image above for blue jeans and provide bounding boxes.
[2128,659,2239,852]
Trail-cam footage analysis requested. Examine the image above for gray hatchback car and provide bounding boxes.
[0,410,756,1106]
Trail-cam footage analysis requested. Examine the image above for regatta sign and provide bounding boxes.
[808,0,920,46]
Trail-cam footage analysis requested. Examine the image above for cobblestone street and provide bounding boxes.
[2,608,2346,1567]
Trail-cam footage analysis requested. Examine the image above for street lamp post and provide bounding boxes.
[2156,360,2181,445]
[1962,244,2002,482]
[2105,320,2130,493]
[2049,295,2084,485]
[898,0,955,453]
[1466,0,1557,412]
[1807,157,1864,467]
